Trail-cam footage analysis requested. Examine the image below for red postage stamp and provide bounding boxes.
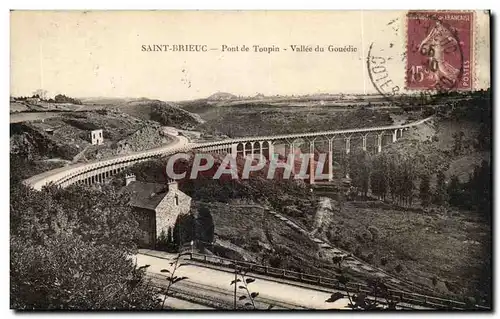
[406,11,474,91]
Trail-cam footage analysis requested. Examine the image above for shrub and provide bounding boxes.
[156,229,169,251]
[432,276,438,286]
[327,230,334,242]
[362,230,373,242]
[269,256,283,268]
[366,253,374,262]
[230,236,245,246]
[444,281,459,293]
[340,240,351,251]
[380,256,388,266]
[354,245,362,256]
[356,233,365,243]
[367,226,380,241]
[464,297,476,308]
[332,256,344,268]
[395,264,403,273]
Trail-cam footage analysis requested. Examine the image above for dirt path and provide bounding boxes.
[71,145,91,163]
[266,206,408,290]
[310,197,332,237]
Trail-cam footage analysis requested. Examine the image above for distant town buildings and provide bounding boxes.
[122,176,192,249]
[88,129,104,145]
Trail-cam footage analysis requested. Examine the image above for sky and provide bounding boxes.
[10,11,490,101]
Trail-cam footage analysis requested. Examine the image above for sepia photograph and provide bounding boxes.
[9,9,492,311]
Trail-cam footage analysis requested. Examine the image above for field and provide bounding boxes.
[182,102,397,138]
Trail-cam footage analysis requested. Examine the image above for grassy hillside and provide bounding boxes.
[192,201,340,277]
[10,109,170,165]
[117,99,204,130]
[194,106,395,138]
[10,122,80,160]
[319,198,490,303]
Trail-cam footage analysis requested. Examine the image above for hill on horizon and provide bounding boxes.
[206,92,238,101]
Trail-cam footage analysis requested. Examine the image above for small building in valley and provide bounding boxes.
[88,129,104,145]
[44,128,55,135]
[122,175,192,249]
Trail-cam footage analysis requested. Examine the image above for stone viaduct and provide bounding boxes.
[23,117,432,190]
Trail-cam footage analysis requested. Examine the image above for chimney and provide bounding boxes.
[167,179,178,193]
[125,174,136,186]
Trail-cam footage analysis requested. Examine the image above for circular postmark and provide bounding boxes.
[367,11,473,105]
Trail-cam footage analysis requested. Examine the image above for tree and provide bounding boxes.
[10,182,159,309]
[475,123,491,151]
[400,160,416,207]
[447,175,463,207]
[172,214,195,249]
[434,171,448,205]
[452,131,466,155]
[54,94,82,105]
[419,174,431,207]
[195,205,215,245]
[447,160,492,216]
[387,159,398,202]
[230,267,264,309]
[32,89,48,100]
[348,151,371,197]
[371,155,389,200]
[11,235,158,310]
[167,227,173,245]
[472,160,491,216]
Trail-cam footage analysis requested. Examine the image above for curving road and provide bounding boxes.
[23,128,190,190]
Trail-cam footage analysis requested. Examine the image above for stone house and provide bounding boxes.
[88,129,104,145]
[122,175,192,249]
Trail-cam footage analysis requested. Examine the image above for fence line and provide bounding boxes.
[185,252,489,310]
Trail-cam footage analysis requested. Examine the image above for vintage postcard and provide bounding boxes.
[10,10,491,311]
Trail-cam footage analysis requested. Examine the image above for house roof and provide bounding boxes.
[122,181,168,211]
